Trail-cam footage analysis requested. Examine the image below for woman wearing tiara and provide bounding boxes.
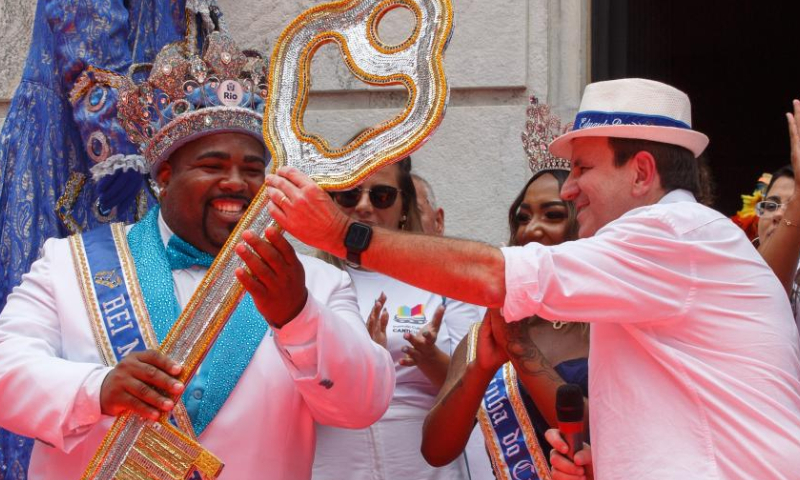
[420,97,589,480]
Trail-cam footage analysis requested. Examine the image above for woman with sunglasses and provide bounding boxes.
[312,157,485,480]
[756,100,800,331]
[420,98,590,480]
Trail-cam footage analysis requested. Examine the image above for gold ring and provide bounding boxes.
[279,195,289,207]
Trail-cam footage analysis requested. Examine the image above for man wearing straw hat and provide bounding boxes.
[267,78,800,479]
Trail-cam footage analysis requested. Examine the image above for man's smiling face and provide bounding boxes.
[157,132,267,255]
[560,137,640,238]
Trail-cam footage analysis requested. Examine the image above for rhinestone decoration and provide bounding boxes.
[114,8,267,174]
[88,85,107,111]
[190,56,209,83]
[521,96,572,176]
[87,131,111,163]
[264,0,454,190]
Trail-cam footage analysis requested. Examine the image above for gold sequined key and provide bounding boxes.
[82,0,453,477]
[83,414,222,480]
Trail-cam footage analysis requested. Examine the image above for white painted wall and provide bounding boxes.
[0,0,589,246]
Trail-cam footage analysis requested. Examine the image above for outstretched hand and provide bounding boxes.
[100,350,184,421]
[265,167,350,256]
[235,226,308,328]
[787,99,800,189]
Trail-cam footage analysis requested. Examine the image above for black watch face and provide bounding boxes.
[345,222,372,251]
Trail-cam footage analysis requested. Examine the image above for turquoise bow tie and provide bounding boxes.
[165,235,215,270]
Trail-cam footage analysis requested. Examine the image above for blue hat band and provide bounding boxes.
[574,111,690,131]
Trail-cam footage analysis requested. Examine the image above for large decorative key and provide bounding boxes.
[82,0,453,478]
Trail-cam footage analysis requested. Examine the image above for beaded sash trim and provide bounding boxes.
[467,323,552,480]
[68,223,197,440]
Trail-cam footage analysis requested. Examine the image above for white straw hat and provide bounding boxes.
[549,78,709,159]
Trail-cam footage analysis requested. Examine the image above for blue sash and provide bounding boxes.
[127,207,268,435]
[467,323,552,480]
[73,224,150,362]
[69,222,197,440]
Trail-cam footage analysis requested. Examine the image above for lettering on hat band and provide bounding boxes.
[574,111,690,130]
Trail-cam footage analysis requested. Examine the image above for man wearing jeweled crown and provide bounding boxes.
[0,3,394,479]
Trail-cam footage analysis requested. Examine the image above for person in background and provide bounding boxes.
[412,170,496,480]
[412,173,445,236]
[312,157,484,480]
[731,172,773,242]
[756,100,800,330]
[422,97,588,479]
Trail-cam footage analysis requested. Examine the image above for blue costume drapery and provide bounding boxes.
[0,1,186,477]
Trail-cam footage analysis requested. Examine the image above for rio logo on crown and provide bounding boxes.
[394,304,427,325]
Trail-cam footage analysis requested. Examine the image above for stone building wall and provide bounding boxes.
[0,0,589,246]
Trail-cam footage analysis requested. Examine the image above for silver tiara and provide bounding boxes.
[521,96,572,176]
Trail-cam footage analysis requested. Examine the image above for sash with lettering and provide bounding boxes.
[68,223,198,442]
[467,323,552,480]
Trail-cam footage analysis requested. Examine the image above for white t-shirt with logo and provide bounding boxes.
[346,268,481,409]
[312,267,486,480]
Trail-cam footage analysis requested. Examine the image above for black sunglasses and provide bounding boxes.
[332,185,402,209]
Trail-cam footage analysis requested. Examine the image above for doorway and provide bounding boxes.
[592,0,800,214]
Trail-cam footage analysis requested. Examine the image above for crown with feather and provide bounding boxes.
[521,96,572,176]
[116,1,268,174]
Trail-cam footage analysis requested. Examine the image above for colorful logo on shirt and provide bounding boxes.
[394,304,426,325]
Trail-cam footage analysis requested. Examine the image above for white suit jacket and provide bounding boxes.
[0,233,395,480]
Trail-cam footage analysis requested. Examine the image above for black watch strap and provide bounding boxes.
[346,249,362,266]
[344,222,373,266]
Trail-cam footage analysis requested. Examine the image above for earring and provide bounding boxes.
[399,215,407,230]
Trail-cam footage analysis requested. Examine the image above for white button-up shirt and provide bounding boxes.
[502,189,800,480]
[0,219,395,480]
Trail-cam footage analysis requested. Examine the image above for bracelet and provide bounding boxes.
[784,219,800,228]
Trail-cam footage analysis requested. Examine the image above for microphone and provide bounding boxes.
[556,383,585,460]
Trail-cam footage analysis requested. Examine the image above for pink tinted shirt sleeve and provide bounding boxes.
[501,211,697,324]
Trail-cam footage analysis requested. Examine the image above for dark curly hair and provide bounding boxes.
[508,170,579,246]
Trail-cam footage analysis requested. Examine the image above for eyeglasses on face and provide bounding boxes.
[755,200,789,217]
[331,185,402,209]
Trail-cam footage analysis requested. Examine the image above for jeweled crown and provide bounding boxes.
[117,2,268,174]
[521,96,572,176]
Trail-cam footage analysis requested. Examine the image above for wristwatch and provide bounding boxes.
[344,221,373,266]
